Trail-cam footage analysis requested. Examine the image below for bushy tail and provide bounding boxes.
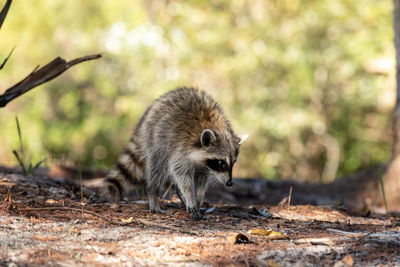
[105,141,145,201]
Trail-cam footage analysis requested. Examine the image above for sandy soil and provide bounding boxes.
[1,171,400,266]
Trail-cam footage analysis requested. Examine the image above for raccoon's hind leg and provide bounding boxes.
[145,165,165,212]
[148,189,161,212]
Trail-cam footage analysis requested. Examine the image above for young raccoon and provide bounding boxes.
[106,87,247,219]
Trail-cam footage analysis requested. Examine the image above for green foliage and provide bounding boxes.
[0,1,394,181]
[12,117,46,176]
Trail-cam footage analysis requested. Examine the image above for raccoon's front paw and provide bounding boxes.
[187,207,202,220]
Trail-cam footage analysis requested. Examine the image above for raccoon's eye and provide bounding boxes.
[206,159,228,172]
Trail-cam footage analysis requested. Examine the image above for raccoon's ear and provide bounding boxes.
[201,129,216,147]
[237,134,249,145]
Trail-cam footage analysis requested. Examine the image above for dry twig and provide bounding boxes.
[162,181,174,200]
[288,185,293,206]
[0,54,102,107]
[0,46,14,70]
[0,0,12,30]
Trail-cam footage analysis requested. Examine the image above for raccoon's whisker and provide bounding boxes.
[206,177,217,186]
[233,179,244,185]
[210,178,220,187]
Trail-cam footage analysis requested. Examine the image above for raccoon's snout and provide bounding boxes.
[226,180,233,186]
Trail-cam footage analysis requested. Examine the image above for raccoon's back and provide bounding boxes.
[135,87,232,149]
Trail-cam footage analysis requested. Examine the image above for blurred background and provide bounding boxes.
[0,0,394,182]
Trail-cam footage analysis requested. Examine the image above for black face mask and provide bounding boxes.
[206,159,234,187]
[206,159,228,172]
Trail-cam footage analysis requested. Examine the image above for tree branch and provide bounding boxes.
[0,0,12,30]
[0,53,102,108]
[0,46,14,70]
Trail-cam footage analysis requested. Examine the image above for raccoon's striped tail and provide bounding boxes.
[105,141,145,201]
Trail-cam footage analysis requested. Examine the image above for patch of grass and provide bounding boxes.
[378,166,388,214]
[12,116,46,176]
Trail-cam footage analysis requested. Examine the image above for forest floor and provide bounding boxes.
[1,168,400,266]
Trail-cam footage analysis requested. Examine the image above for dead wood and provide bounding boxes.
[0,0,101,107]
[0,46,14,70]
[0,0,13,71]
[378,0,400,211]
[0,54,102,108]
[0,0,12,30]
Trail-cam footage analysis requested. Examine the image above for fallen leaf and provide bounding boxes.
[248,228,270,236]
[255,208,272,217]
[109,203,119,209]
[119,217,134,223]
[233,233,250,244]
[45,199,57,204]
[294,237,334,246]
[204,206,216,214]
[268,259,281,267]
[266,231,289,240]
[68,227,79,233]
[0,181,16,186]
[333,261,348,267]
[32,235,61,241]
[343,255,354,266]
[248,229,289,240]
[3,190,12,202]
[104,249,117,256]
[327,228,366,237]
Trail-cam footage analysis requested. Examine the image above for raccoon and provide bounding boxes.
[106,87,247,219]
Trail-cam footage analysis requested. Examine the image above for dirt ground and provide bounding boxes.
[1,170,400,266]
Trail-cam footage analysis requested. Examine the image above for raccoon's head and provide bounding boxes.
[195,129,248,187]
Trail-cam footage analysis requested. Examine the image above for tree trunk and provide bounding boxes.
[380,0,400,210]
[393,0,400,156]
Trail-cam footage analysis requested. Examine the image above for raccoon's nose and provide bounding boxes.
[226,180,233,187]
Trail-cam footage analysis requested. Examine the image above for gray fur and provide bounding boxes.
[106,87,244,219]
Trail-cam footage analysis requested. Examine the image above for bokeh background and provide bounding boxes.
[0,0,394,182]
